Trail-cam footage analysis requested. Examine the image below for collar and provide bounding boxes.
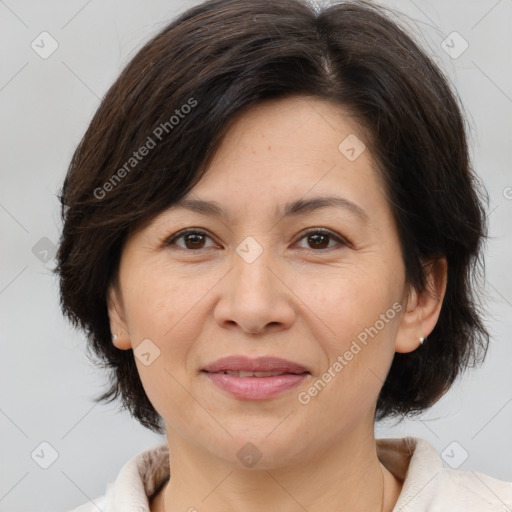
[100,437,512,512]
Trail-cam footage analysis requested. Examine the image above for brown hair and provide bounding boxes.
[56,0,490,434]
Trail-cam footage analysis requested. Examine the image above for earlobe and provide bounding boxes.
[107,284,132,350]
[394,257,448,354]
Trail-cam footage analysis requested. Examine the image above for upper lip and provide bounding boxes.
[202,356,310,374]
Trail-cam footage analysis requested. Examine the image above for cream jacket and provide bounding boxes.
[69,437,512,511]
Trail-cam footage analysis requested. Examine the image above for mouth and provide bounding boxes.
[207,370,306,377]
[202,355,310,374]
[201,356,311,400]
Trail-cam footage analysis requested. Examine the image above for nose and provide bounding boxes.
[213,246,296,335]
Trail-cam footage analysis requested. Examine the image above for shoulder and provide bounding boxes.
[66,442,169,512]
[433,467,512,510]
[377,436,512,512]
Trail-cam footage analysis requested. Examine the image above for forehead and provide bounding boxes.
[131,94,394,239]
[182,95,384,212]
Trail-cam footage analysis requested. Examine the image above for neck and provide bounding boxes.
[154,425,402,512]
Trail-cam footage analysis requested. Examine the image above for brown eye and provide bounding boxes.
[165,229,216,250]
[295,229,348,251]
[182,232,207,249]
[307,233,330,249]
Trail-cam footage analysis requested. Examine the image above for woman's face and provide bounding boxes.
[109,95,418,467]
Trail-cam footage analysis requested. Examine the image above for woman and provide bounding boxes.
[57,0,512,510]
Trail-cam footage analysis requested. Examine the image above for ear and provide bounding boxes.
[107,282,132,350]
[395,257,448,353]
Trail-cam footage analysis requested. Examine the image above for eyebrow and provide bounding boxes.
[171,195,369,223]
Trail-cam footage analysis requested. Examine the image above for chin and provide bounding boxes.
[205,428,312,471]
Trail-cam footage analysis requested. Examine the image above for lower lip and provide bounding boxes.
[203,372,309,400]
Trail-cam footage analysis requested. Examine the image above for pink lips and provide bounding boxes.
[202,355,310,400]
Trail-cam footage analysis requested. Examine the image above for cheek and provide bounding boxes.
[293,260,399,339]
[294,262,400,398]
[120,256,217,340]
[124,269,205,422]
[119,259,222,414]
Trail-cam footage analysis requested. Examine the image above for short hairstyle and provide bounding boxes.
[56,0,490,434]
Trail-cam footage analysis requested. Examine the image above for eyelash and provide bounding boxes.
[163,227,350,252]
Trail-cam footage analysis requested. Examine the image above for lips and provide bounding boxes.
[202,355,310,375]
[201,356,310,400]
[216,370,290,377]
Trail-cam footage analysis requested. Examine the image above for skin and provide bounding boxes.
[108,95,447,512]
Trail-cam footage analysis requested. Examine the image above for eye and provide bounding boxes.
[294,228,348,251]
[164,228,218,251]
[163,227,349,252]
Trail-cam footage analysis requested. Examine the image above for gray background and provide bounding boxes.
[0,0,511,511]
